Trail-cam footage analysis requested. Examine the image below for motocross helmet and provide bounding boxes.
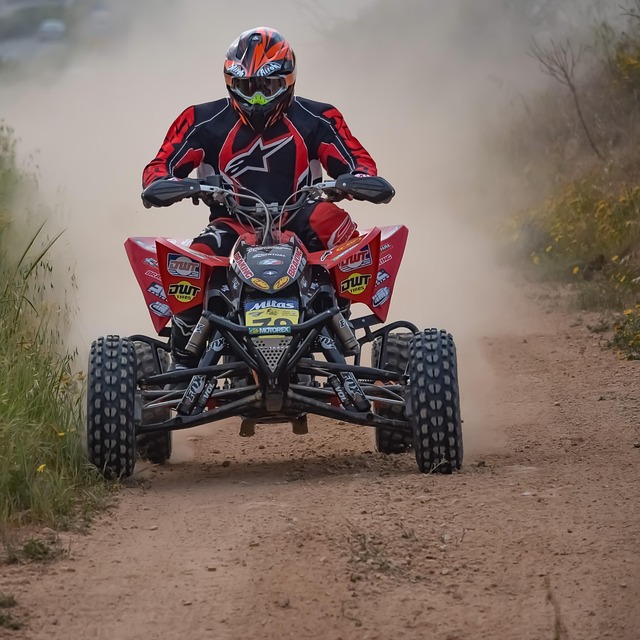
[224,27,296,132]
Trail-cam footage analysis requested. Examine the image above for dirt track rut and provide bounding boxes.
[2,298,640,640]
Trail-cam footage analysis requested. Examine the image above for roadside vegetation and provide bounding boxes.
[500,1,640,357]
[0,123,104,530]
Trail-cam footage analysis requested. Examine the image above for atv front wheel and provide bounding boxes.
[86,336,137,479]
[134,342,172,464]
[371,332,413,454]
[406,329,463,474]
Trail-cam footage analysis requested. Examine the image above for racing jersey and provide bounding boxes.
[142,96,377,205]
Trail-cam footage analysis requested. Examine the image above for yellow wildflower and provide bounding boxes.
[36,464,46,473]
[572,266,580,276]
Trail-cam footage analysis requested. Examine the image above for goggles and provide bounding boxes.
[229,76,289,105]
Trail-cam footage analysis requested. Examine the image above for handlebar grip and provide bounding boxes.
[141,178,201,208]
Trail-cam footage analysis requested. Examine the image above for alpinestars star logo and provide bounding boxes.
[225,136,293,179]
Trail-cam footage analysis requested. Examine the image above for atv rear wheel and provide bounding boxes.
[86,336,137,479]
[407,329,463,474]
[134,342,172,464]
[371,332,413,454]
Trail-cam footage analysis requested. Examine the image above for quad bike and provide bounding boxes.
[86,175,463,479]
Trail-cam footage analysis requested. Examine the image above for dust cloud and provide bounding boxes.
[0,0,582,454]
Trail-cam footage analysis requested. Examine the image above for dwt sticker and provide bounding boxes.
[167,253,201,279]
[340,273,371,296]
[167,281,201,303]
[339,247,372,273]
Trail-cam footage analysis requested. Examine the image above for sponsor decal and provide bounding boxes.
[287,248,304,278]
[226,63,245,77]
[380,243,392,252]
[149,301,172,317]
[144,257,159,268]
[379,254,392,266]
[342,372,363,398]
[331,237,361,262]
[246,300,297,311]
[251,277,270,291]
[274,275,291,290]
[210,337,226,352]
[145,269,162,282]
[318,335,337,350]
[259,259,284,266]
[220,284,230,293]
[333,382,349,406]
[147,283,167,300]
[184,375,206,404]
[167,281,202,303]
[263,269,279,277]
[376,269,390,286]
[320,249,332,262]
[233,252,254,279]
[193,320,208,335]
[340,273,372,296]
[339,247,372,273]
[135,239,156,251]
[248,326,293,336]
[225,136,294,179]
[232,278,241,290]
[167,253,201,279]
[373,287,391,307]
[257,61,282,76]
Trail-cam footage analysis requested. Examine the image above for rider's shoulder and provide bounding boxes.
[290,96,339,119]
[187,98,233,123]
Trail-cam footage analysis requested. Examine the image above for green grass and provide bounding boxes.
[0,123,105,527]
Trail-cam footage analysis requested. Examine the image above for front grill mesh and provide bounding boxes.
[252,336,292,372]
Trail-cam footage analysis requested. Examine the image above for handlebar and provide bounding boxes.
[140,174,395,243]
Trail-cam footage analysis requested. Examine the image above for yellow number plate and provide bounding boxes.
[245,307,300,328]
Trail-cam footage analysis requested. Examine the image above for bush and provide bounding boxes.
[499,4,640,326]
[0,124,104,526]
[610,304,640,359]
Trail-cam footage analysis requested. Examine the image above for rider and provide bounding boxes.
[142,26,389,370]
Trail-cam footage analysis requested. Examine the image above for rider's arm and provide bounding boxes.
[142,106,206,188]
[313,104,377,178]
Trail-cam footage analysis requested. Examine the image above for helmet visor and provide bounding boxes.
[230,76,288,104]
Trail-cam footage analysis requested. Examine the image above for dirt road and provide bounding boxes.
[2,297,640,640]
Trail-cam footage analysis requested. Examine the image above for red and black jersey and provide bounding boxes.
[142,96,377,205]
